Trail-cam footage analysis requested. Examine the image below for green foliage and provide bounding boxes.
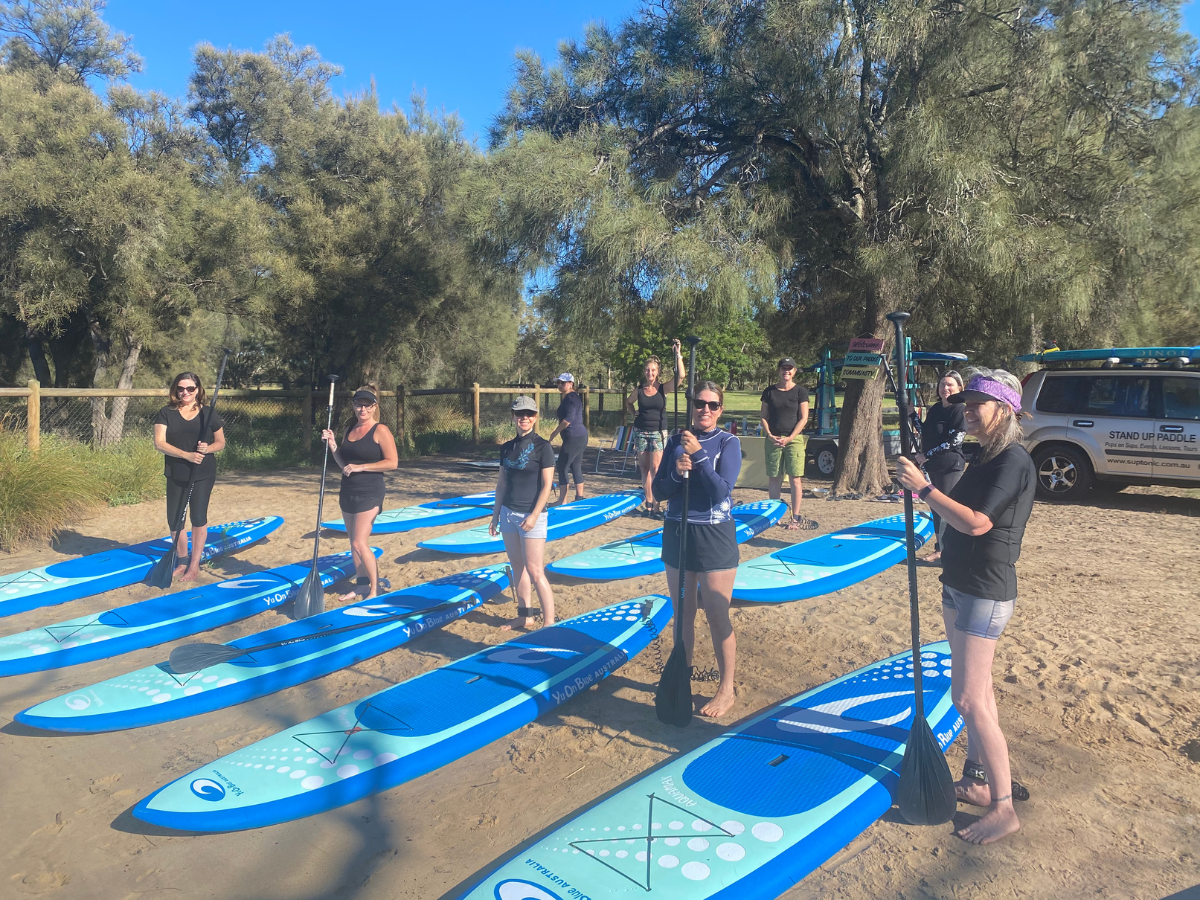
[610,308,771,388]
[0,0,141,83]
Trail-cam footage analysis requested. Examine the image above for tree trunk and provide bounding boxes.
[87,312,142,447]
[26,327,53,387]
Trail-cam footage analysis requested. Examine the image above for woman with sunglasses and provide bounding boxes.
[321,384,398,601]
[652,382,742,718]
[624,338,685,518]
[153,373,227,582]
[490,396,557,630]
[548,373,588,506]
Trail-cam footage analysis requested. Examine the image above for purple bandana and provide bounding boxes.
[966,376,1022,412]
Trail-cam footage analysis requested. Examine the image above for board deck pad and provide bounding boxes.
[459,642,964,900]
[321,493,495,534]
[0,517,282,619]
[548,500,787,581]
[15,565,511,733]
[418,492,642,555]
[732,513,933,603]
[133,596,673,832]
[0,550,369,677]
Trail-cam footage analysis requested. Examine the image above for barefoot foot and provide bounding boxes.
[337,590,359,603]
[954,778,993,807]
[698,686,736,718]
[956,802,1020,844]
[173,564,188,577]
[178,568,199,583]
[500,616,531,632]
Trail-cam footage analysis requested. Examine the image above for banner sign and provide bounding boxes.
[842,348,882,381]
[848,337,885,354]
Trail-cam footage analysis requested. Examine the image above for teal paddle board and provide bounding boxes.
[547,500,787,581]
[321,492,495,534]
[0,517,281,619]
[0,549,372,677]
[732,513,933,603]
[133,595,672,832]
[418,492,642,555]
[458,642,963,900]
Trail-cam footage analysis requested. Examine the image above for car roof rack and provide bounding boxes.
[1017,346,1200,369]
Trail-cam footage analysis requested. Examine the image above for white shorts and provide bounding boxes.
[498,505,548,540]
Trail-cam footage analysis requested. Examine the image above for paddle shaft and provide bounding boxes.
[309,377,338,572]
[672,337,701,645]
[169,350,231,538]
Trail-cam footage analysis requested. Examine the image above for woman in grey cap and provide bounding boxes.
[490,395,557,630]
[321,383,398,601]
[548,373,588,506]
[896,368,1034,845]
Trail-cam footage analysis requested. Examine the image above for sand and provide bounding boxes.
[0,457,1197,900]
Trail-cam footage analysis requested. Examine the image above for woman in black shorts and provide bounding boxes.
[320,384,398,601]
[652,381,742,718]
[624,339,685,517]
[896,367,1035,845]
[153,373,226,582]
[548,372,587,506]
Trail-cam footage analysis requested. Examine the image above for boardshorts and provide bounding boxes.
[498,505,549,540]
[633,429,668,453]
[765,435,806,478]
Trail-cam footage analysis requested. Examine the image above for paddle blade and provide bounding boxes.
[897,714,957,825]
[654,642,693,727]
[291,567,326,620]
[145,547,178,589]
[168,642,247,674]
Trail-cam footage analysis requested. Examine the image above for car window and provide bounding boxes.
[1161,377,1200,421]
[1035,376,1088,414]
[1084,377,1153,418]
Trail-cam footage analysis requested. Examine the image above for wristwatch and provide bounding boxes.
[918,484,934,500]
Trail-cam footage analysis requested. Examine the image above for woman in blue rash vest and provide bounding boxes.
[548,373,588,506]
[624,339,685,518]
[153,373,226,582]
[490,395,557,631]
[652,381,742,718]
[896,368,1035,845]
[916,370,967,562]
[321,384,398,602]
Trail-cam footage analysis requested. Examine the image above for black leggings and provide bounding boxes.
[166,477,214,528]
[556,434,588,487]
[929,468,963,551]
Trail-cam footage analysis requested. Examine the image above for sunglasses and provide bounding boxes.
[514,412,537,419]
[353,401,376,409]
[692,399,722,411]
[176,385,197,394]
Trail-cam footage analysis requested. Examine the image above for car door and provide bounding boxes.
[1155,375,1200,481]
[1076,374,1156,478]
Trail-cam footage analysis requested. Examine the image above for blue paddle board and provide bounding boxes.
[418,492,642,556]
[321,492,495,534]
[458,642,963,900]
[547,500,788,581]
[133,595,672,832]
[15,565,511,733]
[732,513,933,603]
[0,550,370,677]
[0,517,282,619]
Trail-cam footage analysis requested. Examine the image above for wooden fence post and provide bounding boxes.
[301,390,312,456]
[533,386,541,417]
[472,383,480,445]
[581,386,590,430]
[27,379,40,453]
[396,385,405,449]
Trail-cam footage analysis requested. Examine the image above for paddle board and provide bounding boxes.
[458,642,963,900]
[16,565,510,733]
[0,517,282,619]
[732,513,933,603]
[321,493,495,534]
[1017,346,1200,363]
[418,492,642,556]
[547,500,787,581]
[0,550,371,677]
[133,595,672,832]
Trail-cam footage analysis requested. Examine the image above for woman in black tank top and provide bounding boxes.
[624,339,685,517]
[320,385,398,602]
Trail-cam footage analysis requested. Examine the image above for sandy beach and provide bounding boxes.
[0,457,1197,900]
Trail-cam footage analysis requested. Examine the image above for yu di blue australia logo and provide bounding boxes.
[189,778,226,802]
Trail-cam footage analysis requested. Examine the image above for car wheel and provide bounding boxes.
[1032,445,1093,500]
[813,446,837,477]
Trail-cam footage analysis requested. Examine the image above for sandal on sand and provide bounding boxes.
[963,759,1031,802]
[787,516,819,531]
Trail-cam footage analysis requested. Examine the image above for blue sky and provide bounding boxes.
[105,0,644,144]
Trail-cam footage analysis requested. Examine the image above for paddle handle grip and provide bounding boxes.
[327,374,339,408]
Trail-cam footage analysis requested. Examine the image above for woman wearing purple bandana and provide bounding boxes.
[896,367,1035,845]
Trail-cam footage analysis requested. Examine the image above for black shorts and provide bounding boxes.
[339,485,384,515]
[166,477,214,528]
[661,518,739,573]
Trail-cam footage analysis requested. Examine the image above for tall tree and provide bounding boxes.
[0,0,140,82]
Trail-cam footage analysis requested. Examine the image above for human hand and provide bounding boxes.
[321,429,337,451]
[675,452,694,476]
[778,435,791,447]
[196,441,209,455]
[680,430,701,455]
[520,515,537,532]
[488,517,500,537]
[895,456,928,491]
[191,450,205,465]
[342,464,360,477]
[672,338,682,355]
[914,452,927,466]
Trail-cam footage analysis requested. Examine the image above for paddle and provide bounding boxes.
[293,375,339,620]
[146,349,232,590]
[655,335,700,727]
[886,311,957,826]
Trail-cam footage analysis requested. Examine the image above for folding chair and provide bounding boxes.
[595,426,637,476]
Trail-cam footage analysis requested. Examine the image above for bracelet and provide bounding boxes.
[918,484,934,500]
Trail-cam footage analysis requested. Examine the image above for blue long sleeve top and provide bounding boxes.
[651,428,741,524]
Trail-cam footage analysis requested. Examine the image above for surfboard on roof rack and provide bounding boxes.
[1017,346,1200,364]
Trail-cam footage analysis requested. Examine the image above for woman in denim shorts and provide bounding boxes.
[625,339,685,517]
[897,368,1035,845]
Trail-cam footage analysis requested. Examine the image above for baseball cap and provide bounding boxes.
[511,395,539,413]
[555,372,574,383]
[778,358,797,369]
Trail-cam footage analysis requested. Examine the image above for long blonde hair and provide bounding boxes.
[356,382,381,423]
[966,367,1025,462]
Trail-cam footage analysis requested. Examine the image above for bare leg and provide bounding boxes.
[647,449,663,512]
[179,525,207,582]
[519,536,555,627]
[349,507,380,600]
[767,473,784,503]
[500,531,532,630]
[664,564,700,664]
[696,568,737,717]
[790,475,802,518]
[945,608,990,806]
[947,616,1020,844]
[170,530,189,577]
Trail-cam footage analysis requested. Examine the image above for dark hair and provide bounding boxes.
[169,373,206,409]
[693,381,724,404]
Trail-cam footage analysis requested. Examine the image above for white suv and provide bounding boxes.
[1021,368,1200,500]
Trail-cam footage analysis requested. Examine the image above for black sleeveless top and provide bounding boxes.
[340,423,385,494]
[634,385,667,431]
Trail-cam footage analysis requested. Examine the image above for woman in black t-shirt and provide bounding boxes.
[624,339,685,518]
[896,368,1035,846]
[152,372,227,582]
[548,373,589,506]
[490,396,557,630]
[759,358,814,529]
[917,371,967,561]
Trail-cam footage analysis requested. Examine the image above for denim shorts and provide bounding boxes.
[498,505,548,540]
[942,585,1014,640]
